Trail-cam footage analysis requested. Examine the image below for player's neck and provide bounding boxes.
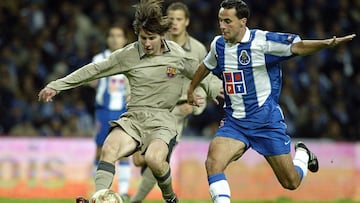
[227,29,246,44]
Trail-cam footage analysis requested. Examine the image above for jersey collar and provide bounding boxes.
[137,39,171,59]
[241,27,251,43]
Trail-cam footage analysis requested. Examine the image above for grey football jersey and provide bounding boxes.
[182,35,208,63]
[175,35,207,113]
[46,40,218,111]
[176,35,222,115]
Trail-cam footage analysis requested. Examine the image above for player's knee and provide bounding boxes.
[281,182,299,190]
[133,159,145,167]
[205,156,224,174]
[144,152,164,168]
[100,144,117,162]
[144,141,168,169]
[132,152,146,167]
[279,176,300,190]
[205,157,213,170]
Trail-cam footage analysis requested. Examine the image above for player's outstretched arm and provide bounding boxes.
[37,56,123,103]
[291,34,356,56]
[38,87,57,102]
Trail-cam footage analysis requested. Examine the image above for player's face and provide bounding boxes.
[107,28,127,51]
[218,7,247,43]
[167,9,189,36]
[138,29,165,55]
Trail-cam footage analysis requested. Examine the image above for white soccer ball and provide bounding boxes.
[90,189,123,203]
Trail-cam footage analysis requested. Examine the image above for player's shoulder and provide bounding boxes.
[252,28,293,38]
[251,28,268,38]
[252,28,266,33]
[166,40,186,56]
[113,42,137,53]
[208,35,225,48]
[122,42,137,51]
[111,42,138,58]
[166,40,183,50]
[211,35,224,43]
[188,36,206,50]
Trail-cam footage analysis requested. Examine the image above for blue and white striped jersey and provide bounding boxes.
[204,27,301,128]
[92,50,128,111]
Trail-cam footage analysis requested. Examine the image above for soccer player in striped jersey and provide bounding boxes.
[91,24,131,201]
[187,0,356,202]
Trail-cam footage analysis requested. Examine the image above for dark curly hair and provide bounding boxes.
[221,0,250,19]
[132,0,172,35]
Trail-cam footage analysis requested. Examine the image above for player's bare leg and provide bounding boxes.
[266,153,302,189]
[76,128,137,202]
[206,137,247,203]
[95,127,138,191]
[265,141,319,190]
[144,139,178,202]
[131,151,157,203]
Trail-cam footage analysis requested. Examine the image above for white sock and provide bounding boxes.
[293,149,309,179]
[118,160,131,195]
[209,180,231,203]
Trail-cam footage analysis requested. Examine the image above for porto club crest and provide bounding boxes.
[239,50,250,66]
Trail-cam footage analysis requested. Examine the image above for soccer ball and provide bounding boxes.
[90,189,123,203]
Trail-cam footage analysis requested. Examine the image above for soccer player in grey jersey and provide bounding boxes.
[38,0,220,202]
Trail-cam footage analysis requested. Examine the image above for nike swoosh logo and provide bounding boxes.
[284,140,291,145]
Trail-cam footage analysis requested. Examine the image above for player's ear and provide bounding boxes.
[185,18,189,27]
[160,33,166,40]
[240,17,247,25]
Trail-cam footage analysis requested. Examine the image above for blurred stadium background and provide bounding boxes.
[0,0,359,201]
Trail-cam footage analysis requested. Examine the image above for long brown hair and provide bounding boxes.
[132,0,172,35]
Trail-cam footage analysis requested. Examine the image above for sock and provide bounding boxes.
[93,159,100,178]
[154,166,175,200]
[118,159,131,195]
[140,164,148,175]
[208,173,231,203]
[95,161,115,191]
[130,167,157,202]
[293,149,309,179]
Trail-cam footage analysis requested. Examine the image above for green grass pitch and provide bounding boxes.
[0,198,357,203]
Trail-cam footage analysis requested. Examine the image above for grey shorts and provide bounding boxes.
[110,108,177,153]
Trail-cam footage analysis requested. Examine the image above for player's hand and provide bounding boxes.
[212,86,224,105]
[179,103,194,116]
[187,89,204,107]
[38,87,57,102]
[329,34,356,47]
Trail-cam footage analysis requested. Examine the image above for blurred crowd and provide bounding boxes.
[0,0,359,141]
